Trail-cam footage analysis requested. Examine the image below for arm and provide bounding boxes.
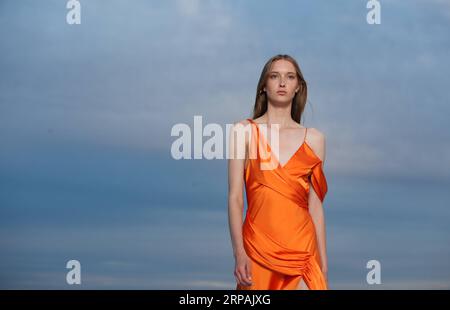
[227,121,253,287]
[307,129,328,280]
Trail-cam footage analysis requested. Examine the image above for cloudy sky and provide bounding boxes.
[1,0,449,289]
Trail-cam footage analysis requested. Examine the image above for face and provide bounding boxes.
[264,59,300,102]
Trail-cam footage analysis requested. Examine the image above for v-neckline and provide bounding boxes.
[248,119,307,169]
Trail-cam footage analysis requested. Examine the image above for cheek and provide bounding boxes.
[266,79,278,90]
[290,83,300,93]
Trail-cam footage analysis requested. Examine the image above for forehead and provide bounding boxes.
[269,59,296,72]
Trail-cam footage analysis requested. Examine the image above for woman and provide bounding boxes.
[227,54,329,290]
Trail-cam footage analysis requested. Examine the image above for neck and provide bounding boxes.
[264,101,292,128]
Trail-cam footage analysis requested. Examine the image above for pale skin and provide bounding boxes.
[227,59,328,290]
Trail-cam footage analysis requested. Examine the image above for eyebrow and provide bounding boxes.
[268,71,297,74]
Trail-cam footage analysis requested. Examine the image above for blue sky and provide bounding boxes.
[1,0,449,289]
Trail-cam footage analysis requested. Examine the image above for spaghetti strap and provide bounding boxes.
[304,127,308,143]
[246,118,259,135]
[246,118,260,159]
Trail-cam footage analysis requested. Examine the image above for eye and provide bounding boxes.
[288,75,296,80]
[269,74,278,79]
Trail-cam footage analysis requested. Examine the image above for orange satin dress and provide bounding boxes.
[236,118,329,290]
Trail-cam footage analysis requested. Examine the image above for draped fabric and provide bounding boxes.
[236,118,329,290]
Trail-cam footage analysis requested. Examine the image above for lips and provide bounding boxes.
[277,91,287,95]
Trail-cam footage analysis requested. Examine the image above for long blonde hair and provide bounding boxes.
[252,54,307,124]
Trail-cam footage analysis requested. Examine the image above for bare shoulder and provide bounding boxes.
[307,127,326,141]
[232,118,252,127]
[306,127,327,161]
[230,119,253,135]
[229,118,252,162]
[229,118,253,144]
